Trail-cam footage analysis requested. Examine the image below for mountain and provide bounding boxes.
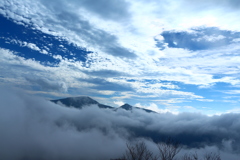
[119,103,133,110]
[51,96,113,109]
[51,96,156,113]
[119,103,156,113]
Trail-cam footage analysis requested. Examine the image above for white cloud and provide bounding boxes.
[24,42,40,51]
[6,38,50,55]
[1,88,240,159]
[25,77,68,92]
[135,102,177,114]
[196,99,214,102]
[114,101,125,106]
[193,35,225,42]
[224,90,240,94]
[1,0,240,111]
[98,90,115,95]
[232,38,240,42]
[0,48,87,93]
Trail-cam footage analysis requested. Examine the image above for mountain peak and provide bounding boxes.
[69,96,98,104]
[51,96,155,113]
[120,103,133,110]
[51,96,114,109]
[51,96,98,108]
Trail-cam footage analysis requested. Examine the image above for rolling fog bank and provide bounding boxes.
[0,87,240,160]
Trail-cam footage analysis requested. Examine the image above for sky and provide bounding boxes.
[1,0,240,114]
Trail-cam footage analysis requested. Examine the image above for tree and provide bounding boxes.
[121,141,158,160]
[157,138,181,160]
[182,152,198,160]
[114,139,221,160]
[203,152,221,160]
[182,152,221,160]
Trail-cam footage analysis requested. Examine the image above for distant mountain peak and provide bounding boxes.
[120,103,133,110]
[51,96,113,109]
[119,103,156,113]
[51,96,155,113]
[51,96,98,109]
[69,96,98,104]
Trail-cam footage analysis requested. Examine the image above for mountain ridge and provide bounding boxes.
[51,96,156,113]
[51,96,113,109]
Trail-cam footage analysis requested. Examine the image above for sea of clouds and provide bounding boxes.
[0,87,240,160]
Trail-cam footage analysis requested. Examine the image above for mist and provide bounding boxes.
[0,87,240,160]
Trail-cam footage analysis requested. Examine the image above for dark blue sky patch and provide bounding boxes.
[158,27,240,51]
[154,38,167,50]
[125,79,137,82]
[0,14,92,65]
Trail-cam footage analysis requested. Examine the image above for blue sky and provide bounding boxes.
[1,0,240,114]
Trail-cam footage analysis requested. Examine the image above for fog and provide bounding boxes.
[0,87,240,160]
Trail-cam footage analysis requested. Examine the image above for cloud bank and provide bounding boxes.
[0,87,240,159]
